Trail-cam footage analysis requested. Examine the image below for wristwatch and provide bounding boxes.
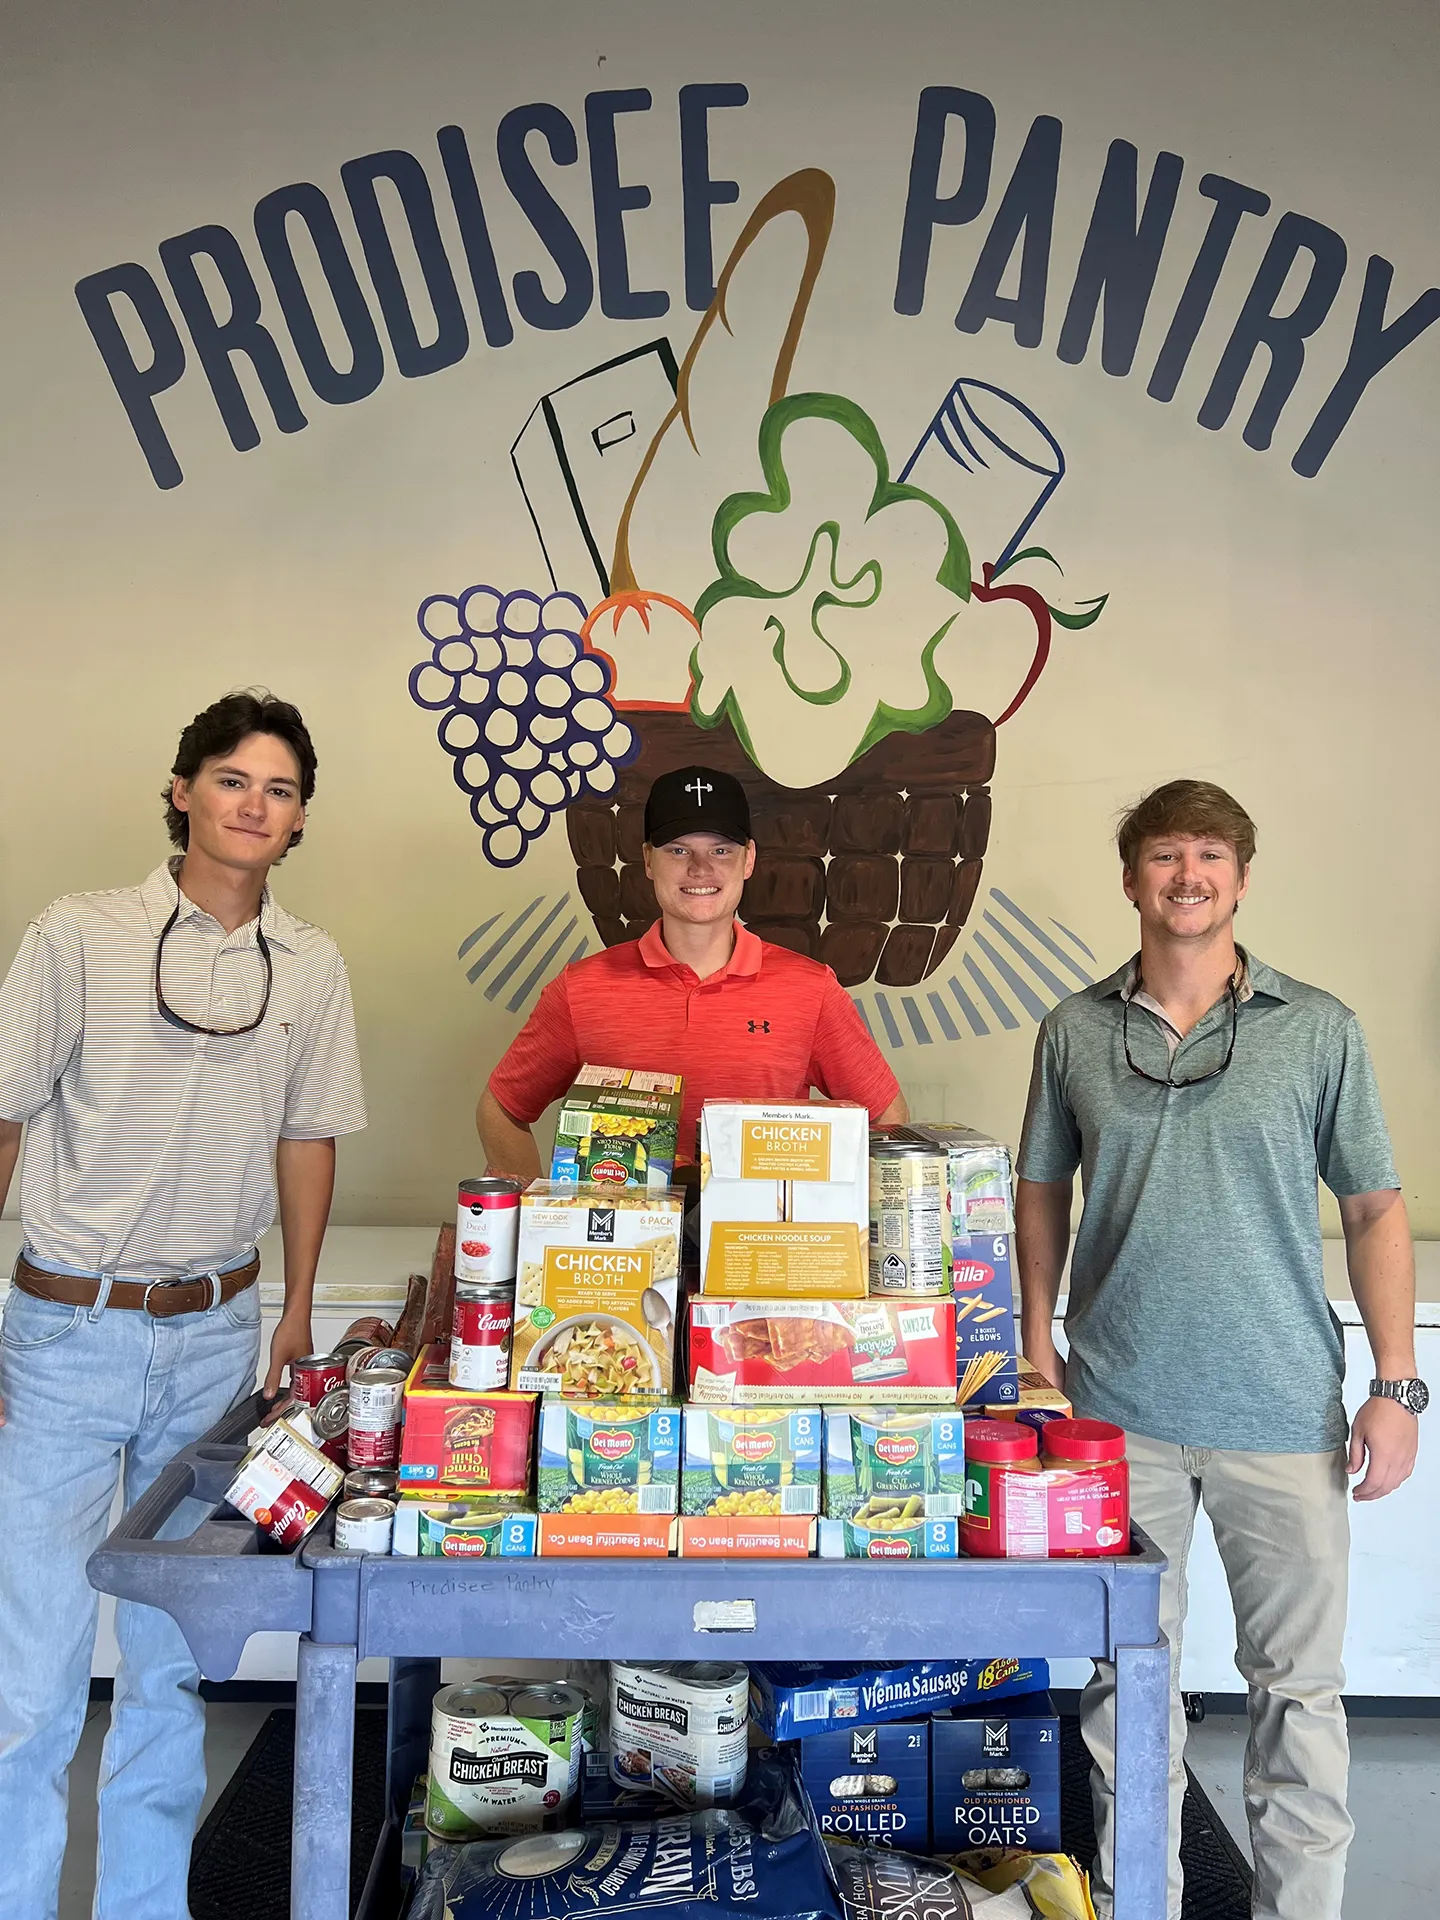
[1369,1378,1430,1415]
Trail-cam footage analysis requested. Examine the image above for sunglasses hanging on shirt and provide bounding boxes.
[154,891,273,1037]
[1122,978,1239,1089]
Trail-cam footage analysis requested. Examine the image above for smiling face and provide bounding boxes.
[1123,833,1249,942]
[170,730,306,875]
[643,832,756,929]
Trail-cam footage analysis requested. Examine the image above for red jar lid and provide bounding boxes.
[1043,1418,1127,1463]
[965,1420,1039,1463]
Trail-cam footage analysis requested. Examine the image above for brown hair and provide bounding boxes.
[1116,780,1256,873]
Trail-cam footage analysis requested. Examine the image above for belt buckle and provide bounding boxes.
[142,1278,193,1318]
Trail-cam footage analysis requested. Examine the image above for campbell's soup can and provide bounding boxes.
[344,1467,397,1501]
[291,1353,347,1406]
[334,1497,396,1553]
[450,1282,516,1390]
[455,1177,521,1286]
[348,1365,406,1469]
[312,1387,351,1466]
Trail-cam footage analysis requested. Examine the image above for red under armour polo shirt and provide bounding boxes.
[487,922,900,1163]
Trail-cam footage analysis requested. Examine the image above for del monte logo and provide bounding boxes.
[589,1429,637,1462]
[732,1429,777,1462]
[875,1433,922,1467]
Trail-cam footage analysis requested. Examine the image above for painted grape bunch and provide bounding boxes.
[410,585,641,868]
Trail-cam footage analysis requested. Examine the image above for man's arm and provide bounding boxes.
[1340,1187,1419,1501]
[478,1084,543,1183]
[1016,1176,1073,1390]
[267,1137,337,1398]
[876,1090,909,1126]
[0,1119,20,1425]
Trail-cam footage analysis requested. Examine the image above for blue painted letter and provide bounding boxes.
[955,116,1062,348]
[74,262,188,489]
[498,103,596,331]
[679,82,748,310]
[159,225,307,450]
[894,87,996,316]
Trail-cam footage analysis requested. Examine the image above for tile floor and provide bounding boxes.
[58,1701,1440,1917]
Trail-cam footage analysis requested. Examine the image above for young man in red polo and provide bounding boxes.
[480,765,906,1176]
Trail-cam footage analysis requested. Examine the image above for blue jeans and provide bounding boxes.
[0,1281,262,1920]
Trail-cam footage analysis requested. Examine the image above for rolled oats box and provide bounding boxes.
[511,1183,683,1397]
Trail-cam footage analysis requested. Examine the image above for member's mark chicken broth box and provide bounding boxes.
[512,1183,682,1397]
[699,1102,869,1295]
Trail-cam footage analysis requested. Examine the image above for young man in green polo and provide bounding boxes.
[1015,779,1422,1920]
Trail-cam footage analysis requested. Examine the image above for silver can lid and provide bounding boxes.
[337,1499,395,1521]
[435,1681,510,1718]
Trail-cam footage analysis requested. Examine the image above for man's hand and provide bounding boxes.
[264,1307,315,1401]
[1024,1337,1067,1394]
[1348,1395,1419,1501]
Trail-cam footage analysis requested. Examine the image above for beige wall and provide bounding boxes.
[2,0,1436,1233]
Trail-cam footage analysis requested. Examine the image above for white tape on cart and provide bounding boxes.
[694,1599,758,1633]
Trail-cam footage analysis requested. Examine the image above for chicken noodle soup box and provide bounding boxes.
[513,1184,682,1396]
[699,1102,869,1295]
[550,1066,683,1189]
[688,1298,956,1404]
[750,1659,1051,1740]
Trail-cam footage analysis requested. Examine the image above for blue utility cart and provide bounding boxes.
[90,1395,1170,1920]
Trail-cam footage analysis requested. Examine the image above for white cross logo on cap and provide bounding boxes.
[685,777,712,805]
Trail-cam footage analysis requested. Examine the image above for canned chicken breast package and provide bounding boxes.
[608,1660,750,1808]
[797,1720,929,1849]
[513,1184,683,1397]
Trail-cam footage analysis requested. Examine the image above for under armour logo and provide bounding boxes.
[748,1020,770,1033]
[685,777,712,805]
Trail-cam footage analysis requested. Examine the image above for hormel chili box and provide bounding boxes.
[537,1398,680,1514]
[930,1692,1061,1852]
[797,1719,929,1849]
[550,1065,684,1190]
[397,1345,536,1492]
[687,1298,957,1404]
[699,1102,869,1296]
[513,1183,683,1396]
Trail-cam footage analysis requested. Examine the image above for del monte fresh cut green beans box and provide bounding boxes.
[819,1405,966,1559]
[549,1066,683,1189]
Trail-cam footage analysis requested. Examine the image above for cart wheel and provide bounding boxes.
[1183,1691,1206,1723]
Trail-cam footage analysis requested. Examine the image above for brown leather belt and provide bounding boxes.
[13,1252,260,1318]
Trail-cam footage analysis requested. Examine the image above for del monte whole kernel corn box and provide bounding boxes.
[550,1066,684,1190]
[512,1183,683,1396]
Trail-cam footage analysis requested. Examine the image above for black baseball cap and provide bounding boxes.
[644,765,752,846]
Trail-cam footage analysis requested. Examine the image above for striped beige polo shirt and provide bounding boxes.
[0,858,367,1280]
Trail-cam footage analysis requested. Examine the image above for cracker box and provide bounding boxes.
[513,1183,683,1396]
[930,1693,1061,1853]
[909,1125,1019,1407]
[688,1298,957,1404]
[699,1102,869,1296]
[550,1066,684,1189]
[820,1408,965,1558]
[537,1398,681,1515]
[679,1405,821,1556]
[750,1658,1051,1740]
[391,1491,537,1557]
[397,1346,536,1492]
[798,1720,930,1849]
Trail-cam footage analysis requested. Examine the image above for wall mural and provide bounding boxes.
[405,163,1107,1018]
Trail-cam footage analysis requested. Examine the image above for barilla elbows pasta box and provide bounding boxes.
[818,1408,965,1559]
[699,1102,869,1296]
[536,1398,681,1556]
[909,1124,1019,1407]
[550,1066,684,1189]
[750,1659,1050,1740]
[930,1693,1061,1853]
[688,1298,956,1404]
[397,1346,536,1493]
[513,1184,683,1396]
[679,1405,822,1557]
[798,1720,930,1849]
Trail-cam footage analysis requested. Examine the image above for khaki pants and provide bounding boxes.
[1083,1434,1351,1920]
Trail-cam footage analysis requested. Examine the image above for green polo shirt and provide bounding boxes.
[1017,950,1399,1452]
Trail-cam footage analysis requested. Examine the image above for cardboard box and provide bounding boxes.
[908,1125,1020,1407]
[537,1512,677,1555]
[550,1066,684,1189]
[513,1184,683,1396]
[984,1363,1073,1423]
[397,1346,536,1492]
[823,1408,966,1520]
[749,1659,1051,1739]
[817,1516,959,1559]
[688,1298,957,1404]
[536,1398,680,1515]
[930,1693,1061,1853]
[699,1102,869,1294]
[391,1492,537,1557]
[797,1720,930,1849]
[677,1515,816,1556]
[682,1406,823,1517]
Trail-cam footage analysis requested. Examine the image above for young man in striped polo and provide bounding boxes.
[0,691,366,1918]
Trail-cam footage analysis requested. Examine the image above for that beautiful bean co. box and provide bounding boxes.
[930,1693,1061,1853]
[797,1720,930,1849]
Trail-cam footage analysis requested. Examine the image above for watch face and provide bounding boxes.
[1405,1380,1430,1415]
